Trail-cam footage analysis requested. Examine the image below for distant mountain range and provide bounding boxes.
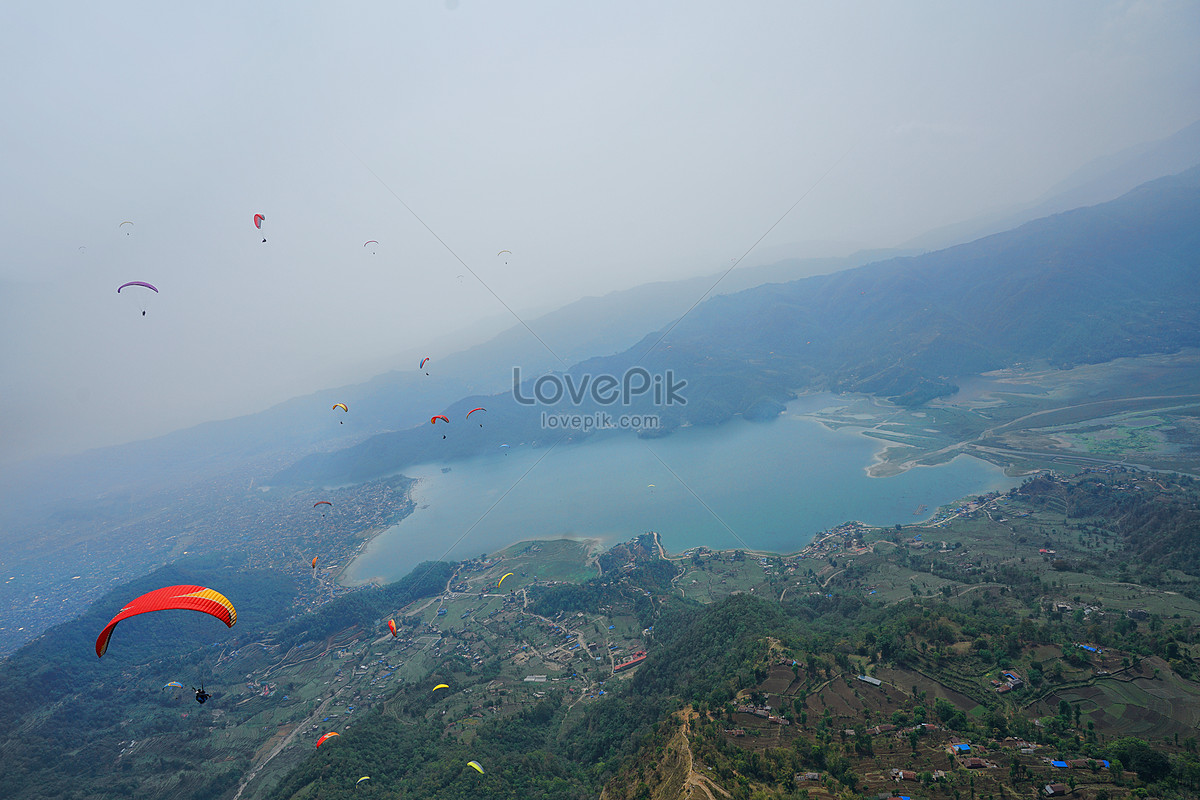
[903,119,1200,252]
[0,248,900,526]
[5,122,1198,516]
[275,166,1200,486]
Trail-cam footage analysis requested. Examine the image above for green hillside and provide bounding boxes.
[5,470,1197,799]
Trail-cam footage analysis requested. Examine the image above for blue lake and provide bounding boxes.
[343,394,1017,584]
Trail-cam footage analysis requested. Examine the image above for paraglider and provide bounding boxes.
[117,281,159,316]
[356,776,371,787]
[500,443,510,455]
[95,585,237,658]
[364,240,378,254]
[467,760,485,774]
[316,732,340,748]
[498,572,514,588]
[432,684,449,692]
[431,415,449,438]
[311,556,319,571]
[117,281,158,295]
[193,684,211,704]
[420,357,430,375]
[388,619,397,637]
[314,500,332,516]
[466,407,486,427]
[332,403,348,424]
[119,220,134,235]
[497,249,511,264]
[253,213,266,242]
[163,681,183,690]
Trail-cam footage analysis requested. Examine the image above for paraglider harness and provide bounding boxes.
[193,685,211,704]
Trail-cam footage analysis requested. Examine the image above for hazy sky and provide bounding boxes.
[2,1,1198,465]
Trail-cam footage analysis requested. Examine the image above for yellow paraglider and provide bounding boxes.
[433,683,449,692]
[467,760,485,774]
[498,572,514,588]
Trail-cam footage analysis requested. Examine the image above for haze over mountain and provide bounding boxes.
[0,247,900,530]
[903,119,1200,252]
[276,166,1200,486]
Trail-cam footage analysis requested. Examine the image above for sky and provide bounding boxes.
[2,1,1198,466]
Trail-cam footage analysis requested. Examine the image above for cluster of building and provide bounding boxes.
[991,669,1023,693]
[734,703,789,725]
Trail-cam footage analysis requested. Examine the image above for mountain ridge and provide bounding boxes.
[274,167,1200,486]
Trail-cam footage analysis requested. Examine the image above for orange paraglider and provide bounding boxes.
[388,619,398,637]
[316,732,340,748]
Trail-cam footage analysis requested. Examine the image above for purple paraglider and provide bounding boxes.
[116,281,159,294]
[117,282,159,316]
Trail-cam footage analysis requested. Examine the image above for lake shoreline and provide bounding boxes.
[339,393,1018,586]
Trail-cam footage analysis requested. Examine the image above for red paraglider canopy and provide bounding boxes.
[96,585,236,658]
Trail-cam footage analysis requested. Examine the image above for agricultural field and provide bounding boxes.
[804,349,1200,478]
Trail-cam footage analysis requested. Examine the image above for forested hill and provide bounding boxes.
[275,167,1200,487]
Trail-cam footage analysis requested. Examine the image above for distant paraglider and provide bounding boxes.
[364,240,378,254]
[356,776,371,787]
[497,249,511,265]
[253,213,266,242]
[119,220,134,236]
[311,556,319,571]
[432,683,449,692]
[314,500,332,516]
[431,415,449,439]
[498,572,514,588]
[95,585,236,658]
[332,403,348,424]
[420,357,430,375]
[316,732,340,748]
[388,619,397,637]
[163,681,184,690]
[466,407,486,427]
[467,760,485,774]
